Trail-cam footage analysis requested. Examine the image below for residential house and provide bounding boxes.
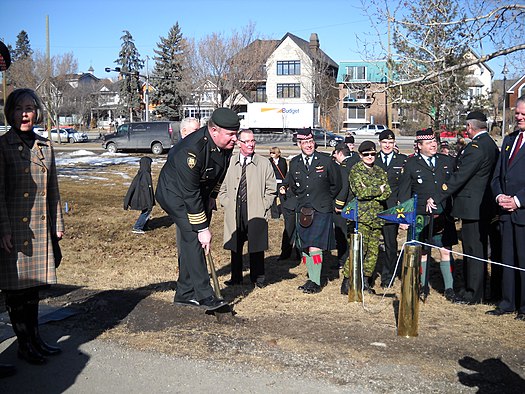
[461,49,493,110]
[337,61,396,131]
[182,80,223,124]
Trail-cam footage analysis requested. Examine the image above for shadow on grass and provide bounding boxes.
[457,356,525,393]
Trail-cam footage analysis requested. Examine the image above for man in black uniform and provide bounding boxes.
[332,143,356,270]
[283,128,343,293]
[428,111,499,304]
[375,129,407,288]
[156,108,239,311]
[398,128,458,301]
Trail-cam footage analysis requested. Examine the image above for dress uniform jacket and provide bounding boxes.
[398,153,453,215]
[376,152,407,209]
[156,126,231,231]
[0,130,64,290]
[285,151,343,213]
[435,132,499,220]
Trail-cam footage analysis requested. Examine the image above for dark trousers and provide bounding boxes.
[230,229,265,283]
[381,223,400,285]
[333,212,349,265]
[498,221,525,313]
[279,206,297,258]
[173,213,214,302]
[461,219,488,302]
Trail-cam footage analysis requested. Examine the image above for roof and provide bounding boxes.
[279,33,338,69]
[507,75,525,93]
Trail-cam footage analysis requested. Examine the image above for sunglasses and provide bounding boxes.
[361,152,377,157]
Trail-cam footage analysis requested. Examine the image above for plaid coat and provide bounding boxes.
[0,129,64,290]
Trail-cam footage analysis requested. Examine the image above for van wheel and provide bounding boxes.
[151,143,163,155]
[107,143,117,154]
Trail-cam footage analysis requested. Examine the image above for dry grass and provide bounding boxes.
[49,157,525,391]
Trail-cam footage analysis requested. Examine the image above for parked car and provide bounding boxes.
[102,121,180,155]
[292,128,344,147]
[347,124,388,136]
[49,128,88,143]
[33,126,46,137]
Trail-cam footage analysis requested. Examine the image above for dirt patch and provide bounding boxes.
[37,159,525,393]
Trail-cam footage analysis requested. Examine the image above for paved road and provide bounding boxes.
[0,334,366,393]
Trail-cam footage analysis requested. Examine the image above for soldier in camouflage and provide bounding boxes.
[341,140,390,294]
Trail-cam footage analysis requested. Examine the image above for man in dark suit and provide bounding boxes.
[427,111,499,304]
[375,129,407,288]
[488,95,525,320]
[156,108,239,311]
[282,128,343,293]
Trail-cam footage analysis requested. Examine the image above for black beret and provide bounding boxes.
[466,111,487,122]
[440,141,450,148]
[211,108,240,131]
[296,128,313,141]
[344,135,355,144]
[416,128,435,141]
[378,129,395,141]
[334,142,347,151]
[358,140,376,153]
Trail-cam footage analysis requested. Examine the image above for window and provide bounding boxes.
[277,60,301,75]
[345,66,366,81]
[255,85,267,102]
[347,107,366,120]
[277,83,300,99]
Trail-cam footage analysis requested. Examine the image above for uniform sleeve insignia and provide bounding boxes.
[187,156,197,169]
[506,145,510,151]
[442,184,448,191]
[472,144,479,148]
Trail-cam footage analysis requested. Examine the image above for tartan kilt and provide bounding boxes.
[413,213,458,249]
[296,210,335,251]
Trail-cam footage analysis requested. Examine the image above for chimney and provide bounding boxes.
[309,33,319,54]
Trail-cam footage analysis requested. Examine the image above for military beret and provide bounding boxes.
[344,135,355,144]
[296,128,313,141]
[358,140,376,153]
[466,111,487,122]
[415,128,435,141]
[211,108,240,131]
[440,141,450,148]
[378,129,395,141]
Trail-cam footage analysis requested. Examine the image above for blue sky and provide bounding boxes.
[2,0,506,79]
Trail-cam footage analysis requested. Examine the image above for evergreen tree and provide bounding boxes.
[12,30,33,61]
[150,23,186,120]
[115,30,144,121]
[392,0,469,130]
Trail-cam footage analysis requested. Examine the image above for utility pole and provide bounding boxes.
[502,62,509,141]
[145,56,149,122]
[386,11,393,130]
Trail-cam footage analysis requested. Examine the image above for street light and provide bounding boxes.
[502,62,509,141]
[105,67,150,122]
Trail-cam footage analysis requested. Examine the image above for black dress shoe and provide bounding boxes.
[17,343,47,365]
[224,279,242,286]
[0,363,16,378]
[485,307,514,316]
[198,295,228,311]
[515,313,525,321]
[32,337,62,356]
[298,280,314,291]
[444,288,457,302]
[174,298,200,307]
[303,282,321,294]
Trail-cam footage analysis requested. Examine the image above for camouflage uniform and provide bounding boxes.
[343,161,391,277]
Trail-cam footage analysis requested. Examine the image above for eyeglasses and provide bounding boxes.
[239,139,256,145]
[269,152,276,155]
[361,152,377,157]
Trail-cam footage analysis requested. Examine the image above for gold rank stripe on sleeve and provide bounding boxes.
[213,184,221,193]
[187,211,207,225]
[335,199,345,207]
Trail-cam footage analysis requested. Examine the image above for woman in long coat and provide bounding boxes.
[0,89,64,365]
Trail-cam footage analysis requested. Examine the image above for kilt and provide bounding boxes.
[412,213,458,250]
[296,210,335,251]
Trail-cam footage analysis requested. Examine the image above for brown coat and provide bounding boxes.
[0,130,64,290]
[219,153,276,253]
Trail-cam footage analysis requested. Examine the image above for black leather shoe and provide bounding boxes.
[17,343,46,365]
[0,363,16,378]
[277,253,290,261]
[515,313,525,321]
[298,280,314,291]
[303,282,322,294]
[198,295,228,311]
[174,298,200,307]
[341,278,349,295]
[444,288,457,302]
[224,279,242,286]
[485,307,514,316]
